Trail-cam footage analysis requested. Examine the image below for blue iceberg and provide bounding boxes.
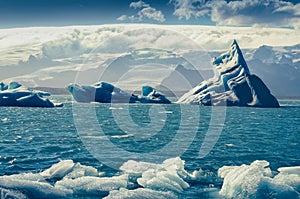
[67,82,171,104]
[0,82,63,107]
[177,40,280,107]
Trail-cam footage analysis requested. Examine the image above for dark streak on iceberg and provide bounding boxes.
[177,40,280,108]
[67,82,171,104]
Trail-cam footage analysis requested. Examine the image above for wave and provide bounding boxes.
[0,158,298,198]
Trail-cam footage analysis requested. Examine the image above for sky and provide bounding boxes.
[0,0,300,28]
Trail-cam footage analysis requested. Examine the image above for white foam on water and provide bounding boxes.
[111,134,134,139]
[109,107,124,110]
[1,118,8,122]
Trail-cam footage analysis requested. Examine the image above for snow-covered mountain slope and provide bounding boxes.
[177,40,280,107]
[243,45,300,97]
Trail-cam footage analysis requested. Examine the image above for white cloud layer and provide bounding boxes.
[171,0,300,28]
[117,1,165,23]
[1,24,300,65]
[0,24,299,87]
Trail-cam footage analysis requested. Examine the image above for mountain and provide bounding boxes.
[177,40,280,107]
[159,64,212,91]
[244,44,300,98]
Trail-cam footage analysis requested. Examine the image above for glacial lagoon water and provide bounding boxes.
[0,96,299,198]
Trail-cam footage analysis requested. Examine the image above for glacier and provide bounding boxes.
[177,40,280,107]
[67,82,171,104]
[0,82,62,107]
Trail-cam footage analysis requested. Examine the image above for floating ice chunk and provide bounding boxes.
[0,173,44,182]
[120,157,190,178]
[218,160,300,198]
[218,160,272,198]
[0,158,198,198]
[40,160,75,180]
[137,169,189,193]
[120,160,162,175]
[55,174,128,195]
[121,157,190,194]
[0,173,70,198]
[278,166,300,175]
[0,187,28,199]
[274,166,300,193]
[161,157,192,180]
[63,162,100,179]
[104,188,178,199]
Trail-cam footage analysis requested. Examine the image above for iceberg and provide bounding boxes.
[177,40,280,107]
[0,82,62,107]
[67,82,171,104]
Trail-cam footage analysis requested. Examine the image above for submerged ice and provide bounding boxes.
[0,82,62,107]
[67,82,171,104]
[177,40,280,107]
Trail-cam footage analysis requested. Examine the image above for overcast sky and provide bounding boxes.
[0,0,299,28]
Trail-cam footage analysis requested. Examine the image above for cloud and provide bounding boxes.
[1,24,300,87]
[170,0,211,20]
[130,0,149,9]
[136,7,166,22]
[117,0,165,23]
[117,15,128,21]
[170,0,300,28]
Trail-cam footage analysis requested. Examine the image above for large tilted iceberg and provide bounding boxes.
[177,40,280,107]
[0,82,62,107]
[67,82,171,104]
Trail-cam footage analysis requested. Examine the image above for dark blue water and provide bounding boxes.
[0,96,299,198]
